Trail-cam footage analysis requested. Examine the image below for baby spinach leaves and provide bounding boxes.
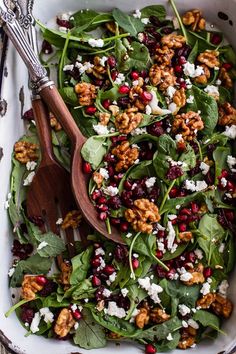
[81,136,108,169]
[193,310,221,332]
[59,87,78,106]
[70,246,93,285]
[34,230,66,258]
[112,9,144,37]
[140,5,166,20]
[115,39,150,71]
[139,317,182,341]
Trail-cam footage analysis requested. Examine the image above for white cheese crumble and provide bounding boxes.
[58,26,68,33]
[204,85,219,98]
[184,180,208,192]
[220,177,227,188]
[166,86,176,99]
[130,127,147,136]
[182,320,188,328]
[175,134,183,142]
[185,78,192,89]
[74,322,79,330]
[194,249,203,259]
[200,282,211,296]
[39,307,54,324]
[26,161,37,171]
[99,168,109,180]
[103,186,119,196]
[63,64,74,72]
[37,241,48,250]
[76,54,82,62]
[218,280,229,297]
[200,161,210,175]
[114,73,125,85]
[179,267,193,282]
[168,214,177,221]
[8,267,15,277]
[186,95,194,104]
[138,277,163,304]
[70,304,77,312]
[167,333,173,341]
[126,232,132,238]
[23,172,35,186]
[121,288,129,297]
[166,221,176,251]
[145,177,156,189]
[95,247,105,256]
[219,243,225,253]
[93,124,110,135]
[56,218,63,225]
[100,56,108,66]
[30,312,41,333]
[133,9,141,18]
[179,304,191,316]
[75,61,94,74]
[104,301,126,318]
[227,155,236,171]
[183,62,204,78]
[223,125,236,139]
[141,18,150,24]
[88,38,104,48]
[103,288,112,298]
[145,105,152,115]
[188,319,199,329]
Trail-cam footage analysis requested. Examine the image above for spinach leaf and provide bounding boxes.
[129,133,159,145]
[71,279,96,300]
[59,87,78,106]
[141,5,166,20]
[34,230,66,257]
[193,310,221,331]
[218,86,233,105]
[187,85,218,135]
[41,294,70,308]
[127,41,151,71]
[155,331,180,351]
[179,144,196,172]
[157,134,178,158]
[73,308,106,349]
[112,8,144,37]
[220,45,236,66]
[99,86,123,102]
[139,317,182,341]
[162,243,189,261]
[10,254,52,287]
[213,146,231,180]
[71,9,112,31]
[188,40,198,63]
[224,235,236,273]
[72,108,97,138]
[70,246,93,285]
[125,233,156,258]
[81,136,108,169]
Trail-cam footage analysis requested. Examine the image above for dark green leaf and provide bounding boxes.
[213,146,231,179]
[218,86,233,105]
[193,310,221,331]
[139,317,182,341]
[70,246,93,285]
[112,8,144,37]
[41,294,70,308]
[188,40,198,63]
[72,108,97,138]
[155,331,180,351]
[59,87,78,105]
[72,279,96,300]
[34,231,66,258]
[81,136,108,169]
[141,5,166,20]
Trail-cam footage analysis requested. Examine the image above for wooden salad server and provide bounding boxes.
[0,3,123,244]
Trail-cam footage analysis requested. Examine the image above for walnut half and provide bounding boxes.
[21,275,44,300]
[218,102,236,126]
[54,308,75,337]
[171,111,204,141]
[14,141,38,164]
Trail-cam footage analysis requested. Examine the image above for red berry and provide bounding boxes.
[157,230,165,238]
[178,214,188,222]
[166,268,176,280]
[91,190,102,201]
[203,267,213,278]
[224,210,234,221]
[107,56,116,68]
[227,181,235,191]
[140,70,148,78]
[91,256,101,268]
[92,275,101,287]
[156,250,163,259]
[211,33,222,45]
[36,276,47,286]
[97,204,109,212]
[174,65,183,73]
[221,169,229,178]
[131,71,139,80]
[179,223,187,232]
[169,187,179,198]
[41,40,53,55]
[111,70,118,81]
[141,91,153,102]
[85,106,97,115]
[145,344,157,354]
[120,221,129,232]
[191,202,199,213]
[97,197,107,205]
[132,258,139,270]
[180,208,192,216]
[180,81,187,89]
[171,218,178,225]
[72,309,82,320]
[186,252,196,263]
[83,161,92,174]
[222,62,233,71]
[110,217,121,226]
[124,180,133,190]
[102,99,111,110]
[118,85,130,94]
[178,56,187,65]
[103,265,115,275]
[99,212,107,221]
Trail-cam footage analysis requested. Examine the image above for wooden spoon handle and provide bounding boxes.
[32,97,55,163]
[39,84,86,147]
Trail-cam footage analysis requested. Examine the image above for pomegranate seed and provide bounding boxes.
[203,267,213,278]
[178,215,188,222]
[180,81,187,89]
[91,256,101,268]
[124,180,133,190]
[179,189,187,197]
[132,258,139,270]
[227,181,234,191]
[92,275,101,287]
[108,165,115,177]
[157,230,165,238]
[72,309,82,320]
[99,212,107,221]
[171,218,178,225]
[222,62,233,71]
[156,250,163,259]
[211,33,222,45]
[97,197,107,205]
[191,202,199,213]
[145,344,157,354]
[85,106,97,115]
[103,265,115,275]
[97,204,109,212]
[186,252,196,263]
[82,161,92,174]
[224,210,234,221]
[91,190,101,201]
[56,18,71,29]
[118,85,130,94]
[107,56,116,68]
[169,187,179,198]
[221,169,229,178]
[120,221,129,232]
[94,79,104,87]
[110,217,121,226]
[166,268,176,279]
[178,56,187,65]
[141,91,153,102]
[102,99,111,110]
[180,208,192,216]
[36,276,47,286]
[140,70,148,78]
[131,71,139,80]
[111,70,118,81]
[174,65,183,73]
[179,223,187,232]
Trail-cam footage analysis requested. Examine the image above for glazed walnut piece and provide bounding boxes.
[183,263,205,285]
[99,112,111,126]
[219,67,233,89]
[54,308,75,338]
[155,45,175,66]
[50,113,62,131]
[115,107,143,134]
[197,50,220,68]
[135,308,150,329]
[197,293,216,309]
[149,65,176,90]
[62,210,82,229]
[178,327,197,349]
[149,308,170,324]
[171,111,204,141]
[211,294,233,318]
[91,56,107,79]
[179,231,193,242]
[74,82,97,106]
[21,275,44,300]
[173,88,186,114]
[14,141,38,164]
[112,141,139,172]
[194,64,210,85]
[59,261,72,288]
[125,199,160,234]
[218,102,236,126]
[161,33,186,49]
[182,9,206,32]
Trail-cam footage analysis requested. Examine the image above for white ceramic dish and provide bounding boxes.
[0,0,236,353]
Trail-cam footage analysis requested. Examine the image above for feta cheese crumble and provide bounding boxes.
[26,161,37,171]
[186,95,194,104]
[227,155,236,171]
[200,282,211,295]
[103,288,112,298]
[88,38,104,48]
[183,62,204,78]
[200,161,210,175]
[218,280,229,297]
[23,172,35,186]
[30,312,41,333]
[145,177,156,189]
[104,302,126,318]
[103,186,119,196]
[93,124,110,135]
[133,9,141,18]
[167,333,173,341]
[95,247,105,256]
[56,218,63,225]
[63,64,74,72]
[194,249,203,259]
[37,241,48,250]
[138,277,163,304]
[99,168,109,180]
[223,125,236,139]
[179,304,191,316]
[166,221,176,252]
[39,307,54,324]
[114,73,125,85]
[204,85,219,98]
[121,288,129,297]
[184,180,208,192]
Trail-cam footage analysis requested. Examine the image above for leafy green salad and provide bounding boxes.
[5,1,236,353]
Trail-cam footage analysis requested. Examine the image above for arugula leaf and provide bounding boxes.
[141,5,166,20]
[193,310,221,331]
[59,87,78,106]
[81,136,108,169]
[70,246,93,285]
[73,308,106,349]
[112,8,144,37]
[186,85,218,135]
[139,317,182,341]
[34,231,66,258]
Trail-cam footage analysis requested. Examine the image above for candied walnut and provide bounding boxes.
[171,111,204,141]
[92,171,104,188]
[59,261,72,288]
[161,33,186,49]
[125,198,160,234]
[183,263,205,285]
[149,65,176,90]
[107,331,123,339]
[179,231,193,242]
[178,337,196,350]
[211,294,233,318]
[54,308,75,338]
[109,104,120,116]
[182,9,206,32]
[90,56,107,80]
[218,102,236,126]
[155,45,175,66]
[135,308,150,329]
[197,293,216,309]
[105,22,116,34]
[115,108,143,134]
[74,82,97,106]
[129,80,144,101]
[62,210,82,230]
[149,308,170,324]
[21,275,44,300]
[197,50,220,68]
[112,141,139,172]
[50,113,62,131]
[194,64,210,85]
[219,67,233,89]
[173,88,186,114]
[14,141,38,164]
[99,112,111,126]
[178,326,197,349]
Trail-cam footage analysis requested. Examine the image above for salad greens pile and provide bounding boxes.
[6,1,236,353]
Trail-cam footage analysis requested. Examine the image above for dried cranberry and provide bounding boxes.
[97,196,107,205]
[179,223,187,232]
[166,268,176,280]
[140,70,148,78]
[72,309,82,320]
[95,286,105,301]
[107,165,115,177]
[156,265,167,278]
[107,196,121,210]
[120,221,129,233]
[169,186,179,198]
[12,240,33,260]
[107,56,116,68]
[156,250,163,259]
[121,191,134,208]
[41,40,53,54]
[147,122,164,136]
[103,265,115,275]
[97,204,109,212]
[91,256,101,268]
[117,96,130,108]
[111,70,118,81]
[102,99,111,109]
[91,190,102,201]
[85,106,97,115]
[176,44,191,58]
[38,280,57,297]
[124,180,133,190]
[160,27,174,34]
[180,208,192,216]
[211,33,222,45]
[191,202,199,213]
[110,217,121,226]
[148,186,160,202]
[174,65,183,74]
[82,161,92,174]
[56,18,71,29]
[114,245,128,262]
[157,230,165,238]
[227,181,235,191]
[166,165,183,180]
[132,185,146,199]
[186,252,196,263]
[145,344,157,354]
[35,276,47,286]
[141,91,153,102]
[20,305,35,324]
[178,56,187,65]
[178,214,188,222]
[205,171,214,185]
[149,16,162,27]
[203,267,213,278]
[92,275,101,287]
[22,108,34,121]
[224,210,235,221]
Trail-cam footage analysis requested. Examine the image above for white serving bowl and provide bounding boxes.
[0,0,236,353]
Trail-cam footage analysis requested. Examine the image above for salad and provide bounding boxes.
[5,1,236,353]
